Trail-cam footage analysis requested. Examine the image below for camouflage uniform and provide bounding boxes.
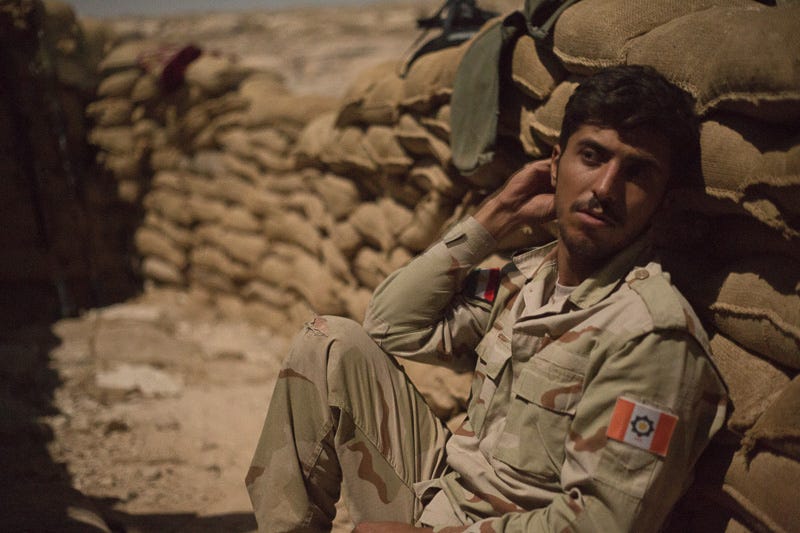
[248,217,727,532]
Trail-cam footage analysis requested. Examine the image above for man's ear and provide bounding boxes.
[550,145,561,188]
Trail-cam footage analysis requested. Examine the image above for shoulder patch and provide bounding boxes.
[607,397,678,457]
[464,268,501,304]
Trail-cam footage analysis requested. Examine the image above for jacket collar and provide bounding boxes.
[512,233,653,310]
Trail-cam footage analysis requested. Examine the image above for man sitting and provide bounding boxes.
[247,65,727,532]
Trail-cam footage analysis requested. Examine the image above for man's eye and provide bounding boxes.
[580,148,599,163]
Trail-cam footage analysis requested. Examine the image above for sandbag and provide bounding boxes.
[141,256,184,285]
[409,162,467,200]
[284,192,331,231]
[143,213,194,248]
[319,126,377,176]
[349,202,396,252]
[530,78,580,146]
[184,53,251,95]
[99,41,156,72]
[338,61,403,127]
[134,226,187,269]
[244,92,338,129]
[96,69,142,98]
[293,111,338,168]
[398,191,454,252]
[187,194,228,223]
[420,104,451,141]
[190,245,249,281]
[309,173,361,221]
[353,247,394,290]
[86,98,133,127]
[340,287,373,323]
[708,333,791,434]
[89,126,137,155]
[695,115,800,239]
[552,0,752,74]
[742,375,800,460]
[142,190,193,225]
[196,224,267,266]
[362,125,414,176]
[724,449,800,533]
[241,280,295,308]
[330,221,362,258]
[626,3,800,123]
[401,44,466,113]
[511,33,567,101]
[395,114,452,168]
[691,256,800,369]
[189,266,236,293]
[262,211,322,255]
[285,253,347,316]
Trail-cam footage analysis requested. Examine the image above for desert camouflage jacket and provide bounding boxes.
[364,217,727,532]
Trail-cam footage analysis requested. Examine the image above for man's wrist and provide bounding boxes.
[474,197,519,241]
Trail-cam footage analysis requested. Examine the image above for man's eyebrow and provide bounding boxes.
[576,139,610,156]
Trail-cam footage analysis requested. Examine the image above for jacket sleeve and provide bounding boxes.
[442,331,727,533]
[363,217,498,372]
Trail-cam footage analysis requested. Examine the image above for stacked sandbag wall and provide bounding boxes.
[0,0,133,325]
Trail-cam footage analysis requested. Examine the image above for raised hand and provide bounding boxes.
[473,159,557,241]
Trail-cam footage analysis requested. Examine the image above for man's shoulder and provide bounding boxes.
[623,261,708,344]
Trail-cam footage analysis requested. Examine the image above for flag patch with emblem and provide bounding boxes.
[606,397,678,457]
[464,268,501,304]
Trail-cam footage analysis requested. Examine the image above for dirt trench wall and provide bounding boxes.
[0,1,136,325]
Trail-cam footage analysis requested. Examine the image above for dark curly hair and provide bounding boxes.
[559,65,700,188]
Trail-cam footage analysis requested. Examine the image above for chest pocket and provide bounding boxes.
[493,356,584,480]
[468,328,511,433]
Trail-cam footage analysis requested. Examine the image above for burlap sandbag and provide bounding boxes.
[197,224,267,266]
[255,254,295,287]
[420,104,451,141]
[184,53,251,96]
[263,211,322,255]
[248,127,291,155]
[708,333,791,434]
[321,238,355,285]
[694,115,800,239]
[362,125,414,176]
[626,3,800,123]
[395,114,452,168]
[284,192,331,232]
[308,172,361,221]
[214,175,282,216]
[511,33,567,101]
[724,449,800,533]
[190,245,249,281]
[742,374,800,460]
[217,205,261,233]
[151,170,186,193]
[144,212,193,248]
[141,256,184,285]
[86,98,133,127]
[101,153,142,182]
[530,78,580,147]
[398,191,454,252]
[237,71,288,102]
[143,189,193,226]
[409,162,467,200]
[286,253,347,316]
[134,227,186,269]
[89,126,136,155]
[98,40,155,72]
[319,126,377,177]
[401,44,466,113]
[353,247,394,290]
[551,0,752,74]
[330,221,362,258]
[349,201,397,252]
[293,111,338,168]
[244,91,338,129]
[150,147,189,172]
[96,69,142,98]
[189,266,236,293]
[187,194,228,224]
[130,73,159,103]
[340,287,374,323]
[242,279,295,309]
[337,61,403,127]
[398,358,473,421]
[691,256,800,369]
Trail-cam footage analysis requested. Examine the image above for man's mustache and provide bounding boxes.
[572,194,624,226]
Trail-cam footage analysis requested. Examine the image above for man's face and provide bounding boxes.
[550,124,671,265]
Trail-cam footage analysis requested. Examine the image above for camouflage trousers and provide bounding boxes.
[247,315,450,532]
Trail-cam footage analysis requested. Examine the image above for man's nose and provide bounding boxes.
[593,160,624,201]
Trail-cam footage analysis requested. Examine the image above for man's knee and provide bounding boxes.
[284,315,384,373]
